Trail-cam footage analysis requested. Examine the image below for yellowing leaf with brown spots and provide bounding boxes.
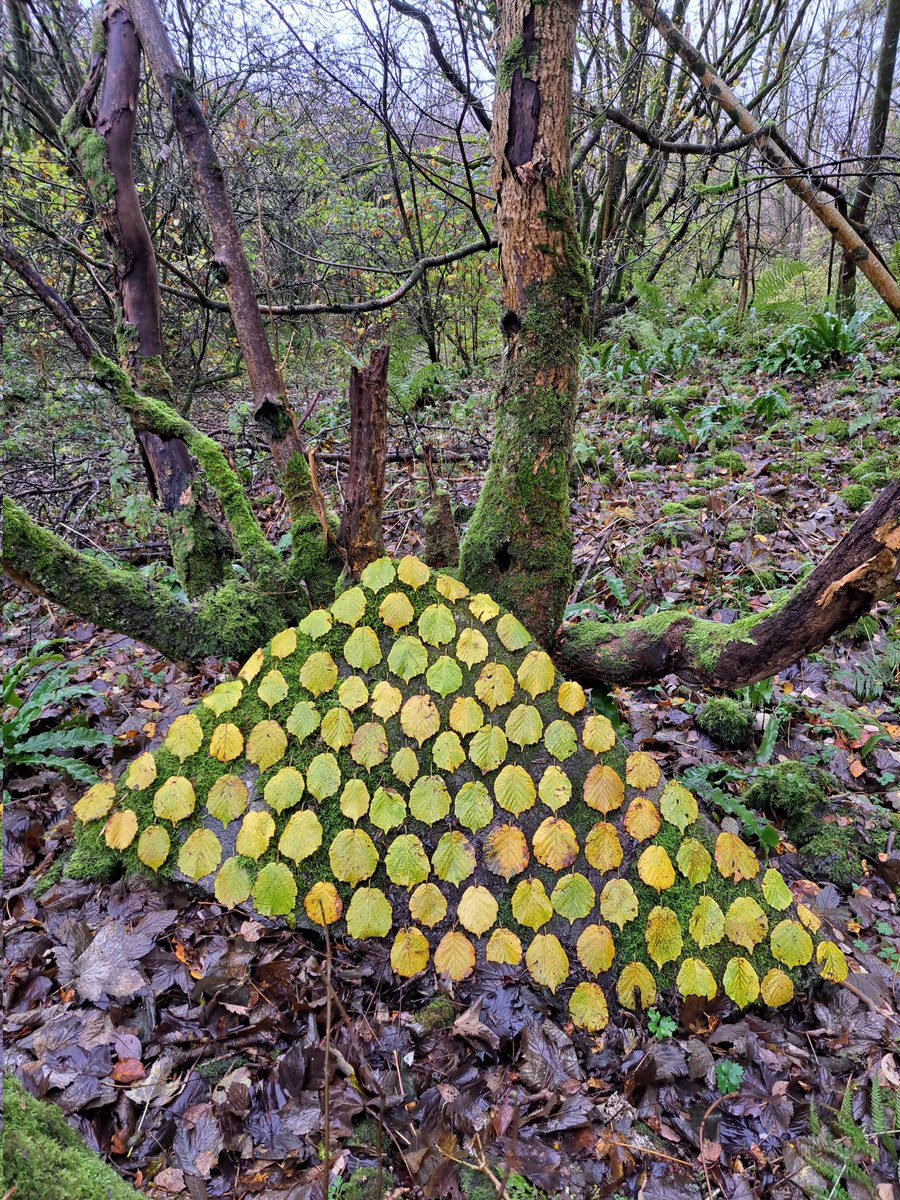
[209,722,243,763]
[306,752,341,801]
[468,724,508,773]
[677,958,717,1000]
[623,797,661,842]
[617,962,656,1010]
[408,882,447,928]
[379,591,414,633]
[449,695,484,736]
[551,873,595,922]
[434,931,476,981]
[475,662,515,710]
[532,816,578,871]
[486,928,522,965]
[715,832,759,882]
[637,845,675,891]
[505,703,543,748]
[600,878,639,929]
[457,885,498,936]
[235,810,275,859]
[329,828,379,884]
[246,720,287,772]
[584,822,623,874]
[689,896,725,948]
[215,857,252,907]
[659,781,698,833]
[177,828,222,881]
[431,731,465,773]
[278,809,323,863]
[397,554,430,589]
[432,830,477,885]
[400,694,441,745]
[582,713,616,754]
[484,824,529,880]
[345,887,392,938]
[303,880,341,925]
[350,722,389,769]
[391,928,430,977]
[263,765,305,814]
[299,651,338,697]
[74,781,116,822]
[525,933,569,992]
[340,778,369,821]
[516,650,555,698]
[331,585,366,627]
[344,625,383,670]
[164,713,203,762]
[206,775,248,826]
[676,837,712,884]
[409,775,452,825]
[370,680,402,720]
[569,982,609,1031]
[538,764,571,811]
[456,626,489,667]
[584,764,625,814]
[496,612,531,651]
[796,904,822,933]
[770,919,813,967]
[577,924,615,974]
[760,968,795,1006]
[816,941,848,982]
[269,627,297,659]
[625,751,661,790]
[137,825,170,871]
[723,956,760,1007]
[724,896,769,951]
[104,809,138,850]
[369,786,406,832]
[511,878,553,930]
[154,776,196,824]
[557,681,586,715]
[646,905,683,968]
[125,754,157,791]
[494,764,536,815]
[257,669,289,708]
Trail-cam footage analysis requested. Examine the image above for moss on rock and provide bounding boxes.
[696,697,754,749]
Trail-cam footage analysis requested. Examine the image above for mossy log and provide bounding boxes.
[560,479,900,688]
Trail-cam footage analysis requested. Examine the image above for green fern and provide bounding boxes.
[798,1078,899,1198]
[755,257,808,307]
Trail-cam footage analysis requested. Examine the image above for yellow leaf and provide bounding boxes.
[468,593,499,621]
[410,775,452,824]
[797,903,822,933]
[417,603,456,646]
[577,924,615,974]
[637,844,675,891]
[538,764,572,811]
[432,830,477,885]
[544,719,578,762]
[329,828,379,884]
[468,724,508,772]
[486,928,523,965]
[449,695,484,735]
[623,797,661,842]
[584,821,623,874]
[263,766,305,814]
[137,824,170,871]
[370,786,406,831]
[74,781,116,822]
[408,882,447,928]
[104,809,137,850]
[457,884,499,935]
[370,680,402,720]
[331,585,367,627]
[391,747,419,786]
[350,722,389,769]
[582,713,616,753]
[557,681,587,715]
[475,661,515,710]
[569,982,609,1031]
[715,831,759,882]
[304,880,341,925]
[532,816,579,871]
[209,722,243,763]
[432,731,466,773]
[298,609,332,639]
[505,703,543,748]
[397,554,430,589]
[206,774,248,825]
[760,968,795,1006]
[125,753,157,791]
[761,868,793,911]
[238,648,264,682]
[816,941,848,982]
[235,810,275,859]
[617,962,656,1010]
[551,872,595,922]
[257,669,289,708]
[723,956,760,1007]
[245,720,287,772]
[321,706,354,751]
[494,764,536,815]
[253,861,298,917]
[724,896,769,951]
[496,612,531,651]
[659,781,698,833]
[178,828,222,881]
[584,764,625,814]
[214,857,252,907]
[306,752,341,801]
[434,931,476,981]
[770,919,813,967]
[360,556,396,592]
[400,694,441,745]
[676,837,712,885]
[435,572,468,601]
[646,905,683,968]
[202,680,243,715]
[511,878,553,930]
[625,751,661,790]
[299,651,338,697]
[391,928,430,977]
[278,809,323,863]
[385,833,430,887]
[345,887,392,938]
[516,650,555,698]
[164,713,203,762]
[344,625,383,670]
[525,933,569,992]
[379,591,415,632]
[338,675,368,711]
[153,776,196,824]
[689,896,725,948]
[484,824,530,880]
[676,957,717,1000]
[600,878,639,929]
[456,626,490,667]
[340,778,370,821]
[269,627,297,659]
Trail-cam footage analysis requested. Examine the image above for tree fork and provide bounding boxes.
[560,480,900,689]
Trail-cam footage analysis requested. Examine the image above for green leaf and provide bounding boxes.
[329,827,379,884]
[426,655,463,697]
[409,775,452,824]
[370,786,406,831]
[385,833,430,886]
[331,586,367,627]
[252,862,297,917]
[344,625,383,670]
[306,752,341,801]
[417,603,456,646]
[387,635,428,682]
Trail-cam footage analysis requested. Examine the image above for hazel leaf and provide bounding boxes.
[617,962,657,1011]
[246,720,287,772]
[209,722,243,763]
[360,556,396,592]
[344,625,383,670]
[278,809,323,863]
[584,821,624,874]
[331,586,367,627]
[486,928,523,965]
[637,845,676,891]
[298,609,332,638]
[379,591,415,633]
[74,782,116,823]
[329,828,379,884]
[154,776,196,825]
[770,919,813,967]
[582,713,616,753]
[505,703,543,748]
[645,905,683,968]
[396,554,430,590]
[164,713,203,762]
[543,719,577,762]
[202,680,243,716]
[456,884,499,936]
[417,603,456,647]
[391,927,430,977]
[137,824,170,871]
[350,722,389,769]
[321,706,354,751]
[299,651,338,698]
[496,612,531,651]
[551,873,595,922]
[623,797,661,842]
[516,650,555,698]
[104,809,138,850]
[494,764,536,815]
[409,775,452,825]
[484,824,530,880]
[269,627,297,659]
[659,781,698,833]
[557,681,587,715]
[391,747,419,786]
[370,786,406,832]
[625,751,661,790]
[385,834,430,887]
[569,981,609,1031]
[676,837,712,885]
[306,752,341,801]
[408,882,447,928]
[302,880,341,925]
[715,831,760,882]
[723,956,760,1007]
[724,896,769,951]
[525,933,569,992]
[474,662,515,711]
[584,764,625,814]
[215,857,252,907]
[538,764,572,812]
[453,780,493,832]
[206,775,248,826]
[125,753,156,791]
[432,830,477,885]
[449,695,485,736]
[340,778,370,822]
[577,923,615,974]
[388,636,428,683]
[532,816,579,871]
[676,957,717,1000]
[257,669,289,708]
[468,593,499,621]
[264,765,305,814]
[760,967,795,1006]
[511,878,553,931]
[426,655,463,698]
[468,724,508,773]
[235,810,275,859]
[433,931,475,981]
[432,731,466,774]
[456,626,489,667]
[600,878,639,929]
[286,700,320,742]
[370,680,403,720]
[178,828,222,881]
[400,694,441,745]
[689,896,725,948]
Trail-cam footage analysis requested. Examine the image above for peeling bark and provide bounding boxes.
[336,346,390,575]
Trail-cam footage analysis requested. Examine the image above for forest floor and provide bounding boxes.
[3,333,900,1200]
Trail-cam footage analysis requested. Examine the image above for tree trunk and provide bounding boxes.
[459,0,590,645]
[837,0,900,313]
[336,346,390,576]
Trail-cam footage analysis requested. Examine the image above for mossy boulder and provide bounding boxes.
[841,483,872,513]
[696,698,754,749]
[71,556,846,1027]
[2,1075,140,1200]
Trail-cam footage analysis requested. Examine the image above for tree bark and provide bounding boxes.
[459,0,590,645]
[336,346,390,575]
[837,0,900,313]
[630,0,900,320]
[560,480,900,688]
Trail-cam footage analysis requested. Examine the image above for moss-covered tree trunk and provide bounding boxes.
[458,0,590,646]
